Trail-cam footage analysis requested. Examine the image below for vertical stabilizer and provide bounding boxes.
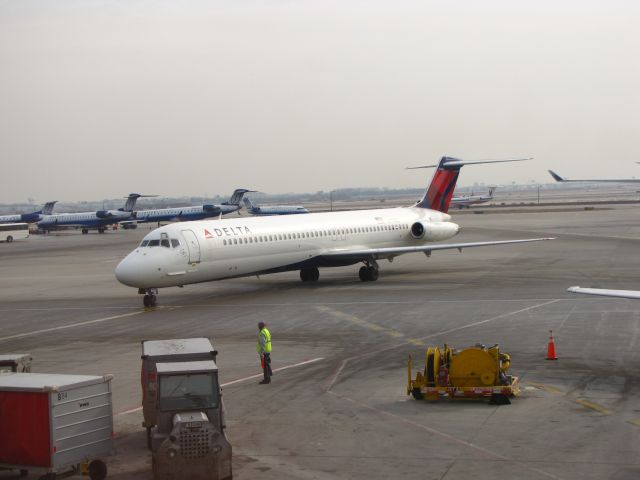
[408,157,530,213]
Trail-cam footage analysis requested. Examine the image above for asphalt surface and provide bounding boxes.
[1,205,639,480]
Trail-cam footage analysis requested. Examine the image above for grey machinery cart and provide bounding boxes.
[0,373,114,480]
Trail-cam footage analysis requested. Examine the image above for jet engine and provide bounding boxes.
[411,221,459,241]
[96,210,112,218]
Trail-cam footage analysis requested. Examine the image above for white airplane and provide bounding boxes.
[116,156,554,307]
[567,286,640,299]
[450,186,496,209]
[243,197,309,216]
[0,201,57,223]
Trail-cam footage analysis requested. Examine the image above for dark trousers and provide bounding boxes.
[262,353,272,382]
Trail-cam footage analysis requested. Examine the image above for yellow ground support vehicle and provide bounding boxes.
[407,344,520,404]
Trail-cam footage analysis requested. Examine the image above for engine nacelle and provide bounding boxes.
[96,210,111,218]
[411,221,459,241]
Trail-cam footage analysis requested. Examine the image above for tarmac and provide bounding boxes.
[1,203,639,480]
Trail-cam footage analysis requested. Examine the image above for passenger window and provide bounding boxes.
[148,239,160,247]
[233,238,238,244]
[223,239,227,245]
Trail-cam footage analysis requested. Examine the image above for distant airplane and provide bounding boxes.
[450,187,496,209]
[567,286,640,299]
[130,189,254,225]
[243,197,309,216]
[548,170,640,183]
[116,156,553,307]
[38,194,143,234]
[0,201,57,224]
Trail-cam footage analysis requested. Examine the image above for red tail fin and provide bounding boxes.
[410,157,531,213]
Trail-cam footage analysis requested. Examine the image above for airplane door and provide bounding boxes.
[181,230,201,263]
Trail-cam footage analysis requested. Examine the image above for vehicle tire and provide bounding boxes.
[309,267,319,281]
[368,267,379,281]
[88,460,107,480]
[143,295,151,307]
[6,235,13,243]
[358,266,369,282]
[411,388,423,400]
[81,229,88,234]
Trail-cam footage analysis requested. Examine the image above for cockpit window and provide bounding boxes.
[161,239,170,248]
[148,239,160,247]
[171,239,180,248]
[140,240,149,247]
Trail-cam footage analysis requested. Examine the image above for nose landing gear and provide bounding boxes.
[139,288,158,307]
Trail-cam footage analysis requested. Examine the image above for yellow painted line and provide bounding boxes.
[527,381,564,394]
[575,399,613,415]
[315,305,406,340]
[627,418,640,427]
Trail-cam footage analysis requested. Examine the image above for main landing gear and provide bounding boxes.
[140,288,158,307]
[358,262,379,282]
[300,267,320,282]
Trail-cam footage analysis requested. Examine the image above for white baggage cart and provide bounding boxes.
[0,373,114,480]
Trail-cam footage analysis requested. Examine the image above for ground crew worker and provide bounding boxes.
[257,321,272,384]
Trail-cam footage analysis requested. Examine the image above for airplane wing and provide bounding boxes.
[320,237,554,261]
[567,286,640,299]
[549,169,640,183]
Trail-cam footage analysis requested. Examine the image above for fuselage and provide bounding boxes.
[249,205,309,215]
[115,206,458,289]
[134,205,239,223]
[38,210,132,229]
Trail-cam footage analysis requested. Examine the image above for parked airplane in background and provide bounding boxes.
[130,189,254,225]
[450,187,496,209]
[0,201,57,224]
[243,197,309,216]
[38,194,142,234]
[549,170,640,183]
[116,156,553,307]
[568,286,640,299]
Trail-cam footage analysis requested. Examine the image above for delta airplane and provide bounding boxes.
[131,189,254,225]
[549,170,640,183]
[38,193,143,234]
[243,197,309,216]
[116,156,554,307]
[450,187,496,209]
[0,201,57,223]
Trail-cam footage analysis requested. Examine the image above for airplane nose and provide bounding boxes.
[115,256,139,287]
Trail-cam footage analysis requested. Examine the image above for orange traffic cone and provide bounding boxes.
[546,330,558,360]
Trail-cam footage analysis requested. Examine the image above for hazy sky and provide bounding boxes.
[1,0,639,203]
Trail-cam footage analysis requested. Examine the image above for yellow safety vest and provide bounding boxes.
[257,328,272,354]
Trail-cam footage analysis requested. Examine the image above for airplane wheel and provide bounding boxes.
[359,266,369,282]
[143,295,151,307]
[6,236,13,243]
[98,228,105,234]
[82,228,88,234]
[150,295,157,306]
[368,267,379,282]
[300,267,319,282]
